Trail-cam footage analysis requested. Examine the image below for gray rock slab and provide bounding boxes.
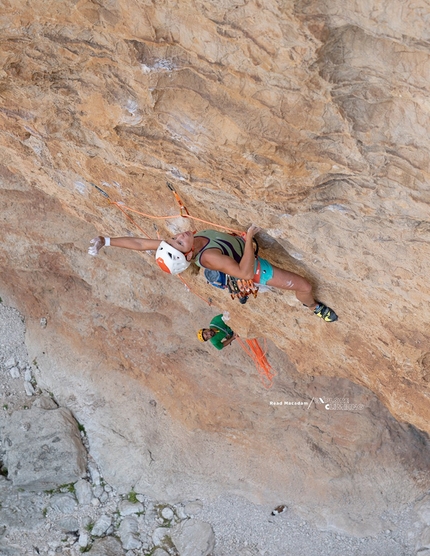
[152,526,171,546]
[0,476,45,531]
[144,502,158,523]
[118,515,138,536]
[171,519,215,556]
[417,496,430,526]
[23,381,35,396]
[175,505,188,520]
[57,517,80,532]
[88,462,101,485]
[75,479,93,505]
[8,367,20,379]
[118,516,141,550]
[87,536,125,555]
[118,499,144,515]
[99,491,109,504]
[49,493,77,514]
[92,514,112,537]
[79,531,90,547]
[121,532,142,551]
[93,484,104,498]
[32,395,58,410]
[4,357,16,369]
[184,500,203,517]
[153,549,169,556]
[0,543,22,555]
[1,407,86,490]
[419,527,430,550]
[161,506,174,520]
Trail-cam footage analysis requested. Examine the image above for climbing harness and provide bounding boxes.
[204,269,260,304]
[229,277,258,302]
[202,235,260,304]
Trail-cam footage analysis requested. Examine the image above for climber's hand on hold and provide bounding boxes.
[88,236,105,256]
[246,224,261,240]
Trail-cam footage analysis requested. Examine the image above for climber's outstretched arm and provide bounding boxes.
[88,236,161,256]
[109,237,161,251]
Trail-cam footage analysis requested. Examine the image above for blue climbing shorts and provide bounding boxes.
[253,256,274,286]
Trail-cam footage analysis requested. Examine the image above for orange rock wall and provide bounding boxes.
[1,0,429,534]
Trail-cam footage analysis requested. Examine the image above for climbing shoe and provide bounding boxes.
[314,302,338,322]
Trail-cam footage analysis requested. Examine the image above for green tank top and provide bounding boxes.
[194,230,245,268]
[209,314,234,350]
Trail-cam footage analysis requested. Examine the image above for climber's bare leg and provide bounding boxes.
[266,267,317,309]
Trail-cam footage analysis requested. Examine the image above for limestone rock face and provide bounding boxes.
[87,537,125,556]
[1,0,430,535]
[171,519,215,556]
[0,476,46,531]
[1,407,87,491]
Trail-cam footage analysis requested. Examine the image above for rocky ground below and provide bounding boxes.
[0,300,429,556]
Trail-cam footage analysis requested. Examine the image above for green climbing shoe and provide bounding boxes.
[314,302,338,322]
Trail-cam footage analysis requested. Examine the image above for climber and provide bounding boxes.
[197,314,237,350]
[88,225,338,322]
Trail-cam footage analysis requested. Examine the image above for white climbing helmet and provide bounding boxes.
[155,241,190,275]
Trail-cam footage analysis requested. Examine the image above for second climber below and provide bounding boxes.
[89,225,338,322]
[197,314,237,350]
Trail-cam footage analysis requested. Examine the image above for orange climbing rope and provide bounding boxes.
[108,201,245,236]
[112,180,245,236]
[110,198,152,239]
[236,337,277,389]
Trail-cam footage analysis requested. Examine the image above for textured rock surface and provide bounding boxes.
[1,0,430,537]
[0,476,46,531]
[87,537,125,556]
[171,518,215,556]
[1,407,87,491]
[0,278,424,556]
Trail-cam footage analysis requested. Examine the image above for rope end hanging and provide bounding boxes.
[236,337,277,389]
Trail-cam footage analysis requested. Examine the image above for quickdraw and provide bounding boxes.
[227,276,259,304]
[166,181,190,217]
